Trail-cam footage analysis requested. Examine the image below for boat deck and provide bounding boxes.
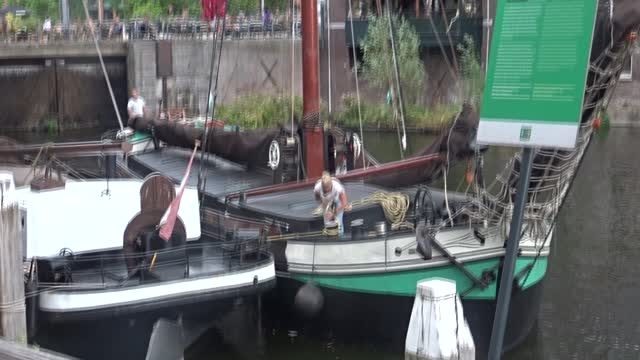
[129,148,273,198]
[243,182,395,221]
[129,148,400,221]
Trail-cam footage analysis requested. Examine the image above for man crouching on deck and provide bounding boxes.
[314,172,348,235]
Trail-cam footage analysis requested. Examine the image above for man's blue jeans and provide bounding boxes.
[325,199,344,235]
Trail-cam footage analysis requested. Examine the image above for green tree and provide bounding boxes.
[25,0,58,20]
[362,14,425,105]
[226,0,257,15]
[457,34,484,111]
[105,0,126,17]
[264,0,288,12]
[5,0,58,23]
[225,0,288,15]
[6,0,291,24]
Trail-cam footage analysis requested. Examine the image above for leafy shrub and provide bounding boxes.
[362,14,425,105]
[457,34,484,110]
[216,94,303,129]
[337,93,455,130]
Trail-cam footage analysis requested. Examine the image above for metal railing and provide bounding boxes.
[34,236,272,291]
[0,16,301,44]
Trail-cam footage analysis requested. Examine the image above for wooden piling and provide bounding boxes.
[0,337,74,359]
[0,204,26,343]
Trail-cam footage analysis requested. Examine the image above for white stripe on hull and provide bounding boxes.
[40,261,275,313]
[286,227,552,275]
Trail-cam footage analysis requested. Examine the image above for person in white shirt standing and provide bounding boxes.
[314,172,348,235]
[127,88,146,129]
[42,17,52,42]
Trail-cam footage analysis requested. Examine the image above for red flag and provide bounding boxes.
[201,0,210,21]
[202,0,226,21]
[158,142,200,241]
[215,0,226,18]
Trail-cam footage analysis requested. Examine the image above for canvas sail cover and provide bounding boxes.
[132,117,285,171]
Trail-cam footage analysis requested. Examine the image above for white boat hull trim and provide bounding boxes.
[286,226,552,275]
[39,259,275,319]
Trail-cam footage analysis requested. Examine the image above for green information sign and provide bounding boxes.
[478,0,598,149]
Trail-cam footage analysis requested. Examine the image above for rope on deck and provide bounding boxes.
[311,191,414,231]
[349,192,414,230]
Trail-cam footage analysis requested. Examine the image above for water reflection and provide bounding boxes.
[505,127,640,360]
[363,130,518,187]
[0,127,110,144]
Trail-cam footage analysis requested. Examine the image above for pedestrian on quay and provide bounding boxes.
[42,16,52,42]
[109,15,123,39]
[127,88,146,129]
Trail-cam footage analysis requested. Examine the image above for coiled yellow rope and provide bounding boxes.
[349,192,413,230]
[312,191,414,231]
[323,226,340,236]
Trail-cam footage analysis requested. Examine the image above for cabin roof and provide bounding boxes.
[131,148,273,197]
[13,179,201,258]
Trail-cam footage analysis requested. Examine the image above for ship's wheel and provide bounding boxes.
[352,133,362,161]
[267,139,280,170]
[123,174,187,277]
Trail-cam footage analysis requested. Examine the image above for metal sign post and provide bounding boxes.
[487,147,533,359]
[478,0,599,358]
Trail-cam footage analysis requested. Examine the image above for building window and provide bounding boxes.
[621,54,632,81]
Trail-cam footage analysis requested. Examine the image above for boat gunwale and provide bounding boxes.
[38,256,276,313]
[287,247,550,276]
[284,225,552,276]
[38,251,275,293]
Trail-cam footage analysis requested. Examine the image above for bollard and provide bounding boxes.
[405,278,475,360]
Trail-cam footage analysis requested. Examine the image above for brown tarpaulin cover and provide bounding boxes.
[133,117,284,170]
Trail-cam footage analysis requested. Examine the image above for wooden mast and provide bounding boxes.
[301,0,324,179]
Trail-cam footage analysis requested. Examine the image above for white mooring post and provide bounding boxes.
[0,203,26,343]
[405,278,475,360]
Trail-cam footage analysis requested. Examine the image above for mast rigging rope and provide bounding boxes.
[81,0,124,132]
[347,0,367,170]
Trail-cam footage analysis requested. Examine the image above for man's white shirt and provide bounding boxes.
[314,178,345,209]
[127,97,145,117]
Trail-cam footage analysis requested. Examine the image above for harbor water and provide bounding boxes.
[180,128,640,360]
[10,127,640,359]
[185,127,640,359]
